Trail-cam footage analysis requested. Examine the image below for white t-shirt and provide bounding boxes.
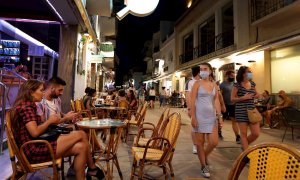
[45,99,59,115]
[185,78,197,92]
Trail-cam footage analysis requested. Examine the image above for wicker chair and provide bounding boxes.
[130,112,181,180]
[228,142,300,180]
[74,99,98,120]
[5,111,63,180]
[124,102,148,143]
[133,108,170,147]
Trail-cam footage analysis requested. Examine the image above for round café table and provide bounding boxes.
[76,119,126,180]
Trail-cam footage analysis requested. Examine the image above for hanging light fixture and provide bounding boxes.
[117,0,160,20]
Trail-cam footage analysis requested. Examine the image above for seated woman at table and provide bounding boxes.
[83,87,91,101]
[10,80,104,180]
[83,88,97,110]
[114,89,128,106]
[127,89,138,110]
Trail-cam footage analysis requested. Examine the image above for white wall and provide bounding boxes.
[74,34,88,99]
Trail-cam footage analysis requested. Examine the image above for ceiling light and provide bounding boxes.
[187,0,192,8]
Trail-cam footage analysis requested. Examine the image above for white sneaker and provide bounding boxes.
[201,165,210,178]
[192,145,197,154]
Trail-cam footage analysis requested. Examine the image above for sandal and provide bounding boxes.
[86,166,105,180]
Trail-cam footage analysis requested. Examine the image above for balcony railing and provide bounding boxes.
[154,46,160,53]
[179,28,234,64]
[179,49,193,64]
[251,0,297,22]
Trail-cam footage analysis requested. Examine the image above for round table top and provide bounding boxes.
[97,106,126,110]
[76,119,126,129]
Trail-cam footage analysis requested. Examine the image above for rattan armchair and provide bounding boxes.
[6,111,63,180]
[124,102,148,143]
[133,108,170,147]
[74,99,98,120]
[228,142,300,180]
[130,112,181,180]
[71,99,91,120]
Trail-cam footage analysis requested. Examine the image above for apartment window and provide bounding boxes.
[183,32,193,62]
[199,16,215,56]
[216,3,234,49]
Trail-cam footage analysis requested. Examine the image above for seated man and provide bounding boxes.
[264,90,293,129]
[36,77,81,176]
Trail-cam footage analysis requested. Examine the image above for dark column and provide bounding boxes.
[58,25,78,112]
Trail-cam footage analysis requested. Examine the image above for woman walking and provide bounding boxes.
[231,66,260,150]
[149,87,156,108]
[190,62,222,178]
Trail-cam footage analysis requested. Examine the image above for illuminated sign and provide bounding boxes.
[116,0,160,20]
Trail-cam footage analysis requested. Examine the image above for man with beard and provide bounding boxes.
[36,76,80,176]
[37,76,79,124]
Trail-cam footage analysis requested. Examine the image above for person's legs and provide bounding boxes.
[205,125,218,159]
[159,96,163,107]
[248,122,260,145]
[56,131,89,179]
[231,119,239,136]
[238,122,249,150]
[265,110,272,126]
[194,133,206,167]
[191,132,197,154]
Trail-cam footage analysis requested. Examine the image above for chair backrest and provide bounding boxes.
[157,112,181,164]
[5,111,33,172]
[154,108,170,137]
[136,102,148,125]
[70,99,75,111]
[118,99,129,109]
[75,99,83,112]
[281,107,300,124]
[162,112,181,148]
[228,142,300,180]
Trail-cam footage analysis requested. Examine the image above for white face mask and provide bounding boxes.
[200,71,210,79]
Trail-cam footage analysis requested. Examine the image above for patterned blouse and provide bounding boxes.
[15,101,58,163]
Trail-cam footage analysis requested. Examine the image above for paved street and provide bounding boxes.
[0,104,299,179]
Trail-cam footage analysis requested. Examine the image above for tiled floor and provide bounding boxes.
[0,105,299,179]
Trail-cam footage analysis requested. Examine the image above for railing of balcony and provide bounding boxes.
[251,0,297,22]
[216,28,234,50]
[179,28,234,64]
[154,46,160,53]
[179,49,193,64]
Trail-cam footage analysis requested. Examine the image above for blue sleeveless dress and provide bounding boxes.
[193,86,217,133]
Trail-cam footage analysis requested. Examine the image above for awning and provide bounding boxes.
[0,20,59,59]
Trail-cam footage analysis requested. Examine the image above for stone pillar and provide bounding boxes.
[233,0,250,49]
[58,25,78,112]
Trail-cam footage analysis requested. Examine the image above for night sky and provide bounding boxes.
[115,0,187,86]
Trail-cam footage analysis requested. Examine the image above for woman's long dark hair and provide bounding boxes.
[128,90,136,100]
[236,66,249,84]
[10,80,44,137]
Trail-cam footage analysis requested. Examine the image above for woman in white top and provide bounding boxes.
[149,87,156,108]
